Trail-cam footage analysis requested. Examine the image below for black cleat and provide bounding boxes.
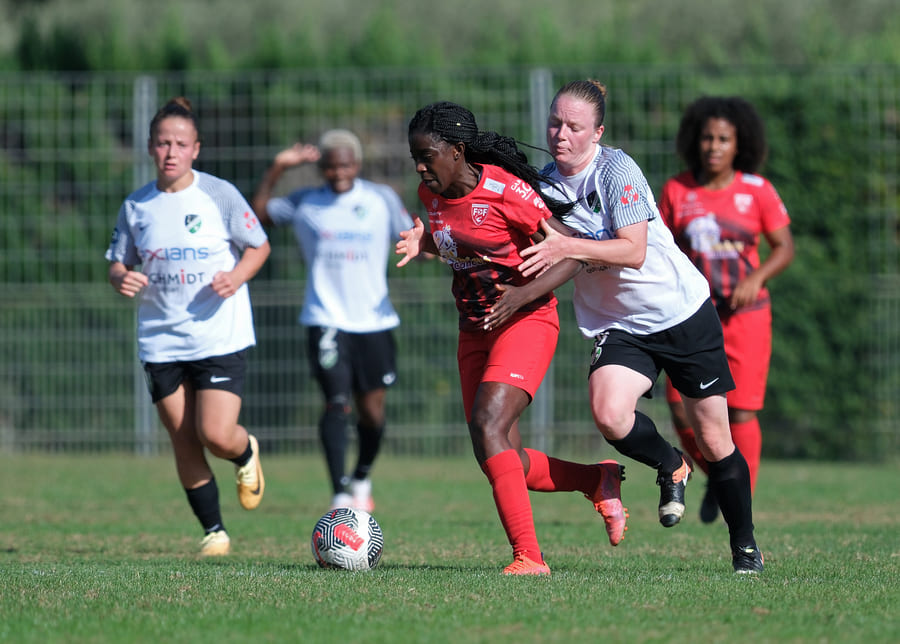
[732,544,765,574]
[657,450,692,527]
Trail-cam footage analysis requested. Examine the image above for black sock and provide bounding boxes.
[185,479,225,534]
[229,439,253,468]
[607,410,682,473]
[352,422,385,480]
[319,404,349,494]
[708,448,755,548]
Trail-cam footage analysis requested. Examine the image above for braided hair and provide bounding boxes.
[409,101,571,217]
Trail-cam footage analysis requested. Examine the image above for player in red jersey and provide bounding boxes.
[396,101,628,576]
[658,96,794,522]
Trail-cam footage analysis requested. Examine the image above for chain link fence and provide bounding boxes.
[0,65,896,458]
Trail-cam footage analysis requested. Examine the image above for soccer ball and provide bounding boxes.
[310,507,384,571]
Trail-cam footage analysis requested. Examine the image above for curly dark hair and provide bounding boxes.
[408,101,571,217]
[675,96,767,176]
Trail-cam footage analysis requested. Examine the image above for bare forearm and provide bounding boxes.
[251,166,285,225]
[519,258,582,303]
[231,241,271,285]
[560,234,645,270]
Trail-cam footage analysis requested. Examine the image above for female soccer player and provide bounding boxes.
[396,101,627,576]
[510,80,763,573]
[659,96,794,522]
[252,129,413,512]
[106,97,270,556]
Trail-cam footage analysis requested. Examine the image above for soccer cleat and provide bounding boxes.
[349,477,375,513]
[732,544,764,573]
[503,554,551,576]
[584,460,629,546]
[199,530,231,557]
[699,481,720,524]
[657,450,692,527]
[235,434,264,510]
[329,492,354,510]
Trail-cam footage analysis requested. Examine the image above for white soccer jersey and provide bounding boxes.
[106,170,268,362]
[267,178,413,333]
[543,145,710,337]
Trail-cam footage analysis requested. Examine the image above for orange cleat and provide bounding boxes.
[585,460,628,546]
[503,554,551,576]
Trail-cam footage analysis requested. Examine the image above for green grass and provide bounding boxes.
[2,453,898,643]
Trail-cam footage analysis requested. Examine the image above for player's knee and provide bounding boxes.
[591,405,632,438]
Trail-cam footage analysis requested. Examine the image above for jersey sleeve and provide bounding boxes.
[602,151,658,231]
[209,179,268,249]
[373,183,414,238]
[757,178,791,233]
[104,201,140,265]
[266,189,310,227]
[503,178,549,237]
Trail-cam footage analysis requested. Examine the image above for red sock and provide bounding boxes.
[482,450,541,559]
[674,425,709,475]
[523,448,600,494]
[730,418,762,494]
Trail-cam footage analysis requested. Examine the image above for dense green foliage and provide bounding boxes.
[2,454,898,643]
[1,0,898,71]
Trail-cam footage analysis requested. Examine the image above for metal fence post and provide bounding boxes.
[528,67,554,453]
[132,76,157,455]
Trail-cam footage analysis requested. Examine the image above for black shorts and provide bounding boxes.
[307,327,397,403]
[142,350,247,403]
[588,299,735,399]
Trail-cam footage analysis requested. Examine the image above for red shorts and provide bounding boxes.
[457,307,558,422]
[666,306,772,410]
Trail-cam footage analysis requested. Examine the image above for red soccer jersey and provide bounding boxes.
[418,164,556,332]
[659,170,790,312]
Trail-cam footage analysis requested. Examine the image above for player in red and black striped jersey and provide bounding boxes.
[397,101,628,576]
[659,96,794,523]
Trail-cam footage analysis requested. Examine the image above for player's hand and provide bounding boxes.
[519,218,565,278]
[211,270,241,298]
[111,269,148,298]
[482,284,526,331]
[274,143,321,169]
[729,275,764,310]
[396,216,426,267]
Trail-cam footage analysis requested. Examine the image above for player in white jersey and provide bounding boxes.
[490,80,762,573]
[252,129,413,512]
[106,97,270,557]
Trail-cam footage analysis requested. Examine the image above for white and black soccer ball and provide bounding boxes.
[310,507,384,571]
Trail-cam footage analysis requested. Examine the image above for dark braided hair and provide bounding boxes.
[676,96,767,176]
[409,101,571,217]
[149,96,200,141]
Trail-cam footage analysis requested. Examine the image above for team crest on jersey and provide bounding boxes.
[471,203,489,226]
[184,214,202,234]
[734,193,753,214]
[354,205,367,218]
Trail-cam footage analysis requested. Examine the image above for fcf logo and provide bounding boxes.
[471,203,489,225]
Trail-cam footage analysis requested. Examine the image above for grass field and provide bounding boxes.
[2,452,898,643]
